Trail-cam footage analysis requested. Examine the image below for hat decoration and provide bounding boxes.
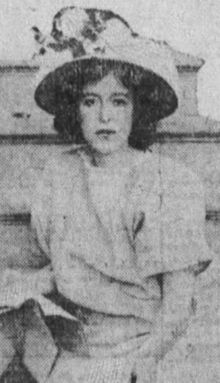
[34,7,136,64]
[34,6,179,118]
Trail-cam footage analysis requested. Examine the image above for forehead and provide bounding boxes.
[82,72,130,95]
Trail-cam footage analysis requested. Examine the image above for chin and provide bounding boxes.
[95,146,123,156]
[91,140,128,156]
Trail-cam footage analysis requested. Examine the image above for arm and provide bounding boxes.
[1,264,55,295]
[0,209,56,304]
[10,159,57,296]
[136,267,196,362]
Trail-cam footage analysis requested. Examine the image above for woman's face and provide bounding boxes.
[79,72,133,155]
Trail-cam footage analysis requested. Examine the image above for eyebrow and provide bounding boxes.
[82,92,98,97]
[111,92,131,98]
[82,92,131,98]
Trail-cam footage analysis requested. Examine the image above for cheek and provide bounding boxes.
[80,108,91,122]
[79,114,89,139]
[80,106,99,123]
[79,108,96,135]
[116,107,133,130]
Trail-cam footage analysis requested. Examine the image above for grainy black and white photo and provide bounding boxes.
[0,1,220,382]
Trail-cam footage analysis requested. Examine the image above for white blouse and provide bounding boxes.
[30,147,211,356]
[32,147,210,278]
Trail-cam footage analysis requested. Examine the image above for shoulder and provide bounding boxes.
[154,154,206,224]
[42,146,84,184]
[134,150,204,201]
[147,151,204,200]
[33,146,84,204]
[32,147,84,213]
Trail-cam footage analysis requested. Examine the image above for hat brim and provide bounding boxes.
[35,57,178,120]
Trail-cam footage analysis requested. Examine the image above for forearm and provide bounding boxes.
[136,269,196,362]
[131,310,193,383]
[1,265,55,296]
[138,303,193,362]
[21,265,55,294]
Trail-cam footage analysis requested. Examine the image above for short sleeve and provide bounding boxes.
[135,159,212,278]
[31,160,54,261]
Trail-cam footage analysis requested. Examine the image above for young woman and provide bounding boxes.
[0,6,212,383]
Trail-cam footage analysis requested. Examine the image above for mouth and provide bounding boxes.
[95,129,117,140]
[96,129,116,136]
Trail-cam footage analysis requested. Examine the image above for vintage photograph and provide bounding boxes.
[0,1,220,382]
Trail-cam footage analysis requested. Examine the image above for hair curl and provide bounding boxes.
[53,59,165,151]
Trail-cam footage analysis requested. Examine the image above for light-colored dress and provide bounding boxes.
[28,146,211,382]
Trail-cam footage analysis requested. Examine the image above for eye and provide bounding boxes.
[112,98,128,106]
[82,98,96,107]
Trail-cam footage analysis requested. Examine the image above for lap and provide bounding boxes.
[0,300,157,383]
[47,353,134,383]
[0,308,24,374]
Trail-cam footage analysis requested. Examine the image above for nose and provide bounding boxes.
[99,101,111,123]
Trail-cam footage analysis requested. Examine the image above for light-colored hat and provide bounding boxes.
[34,6,180,120]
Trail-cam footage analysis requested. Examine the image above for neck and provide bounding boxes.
[85,146,136,170]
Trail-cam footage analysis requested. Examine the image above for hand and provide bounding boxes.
[33,265,55,294]
[0,269,36,307]
[0,267,55,308]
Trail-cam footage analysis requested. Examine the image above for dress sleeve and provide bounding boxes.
[30,160,54,262]
[135,161,212,278]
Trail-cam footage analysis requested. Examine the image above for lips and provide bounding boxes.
[96,129,116,135]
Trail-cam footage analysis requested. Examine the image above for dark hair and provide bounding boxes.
[53,59,165,151]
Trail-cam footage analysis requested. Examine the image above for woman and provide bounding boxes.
[0,6,212,383]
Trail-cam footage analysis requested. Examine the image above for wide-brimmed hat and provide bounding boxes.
[34,6,180,120]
